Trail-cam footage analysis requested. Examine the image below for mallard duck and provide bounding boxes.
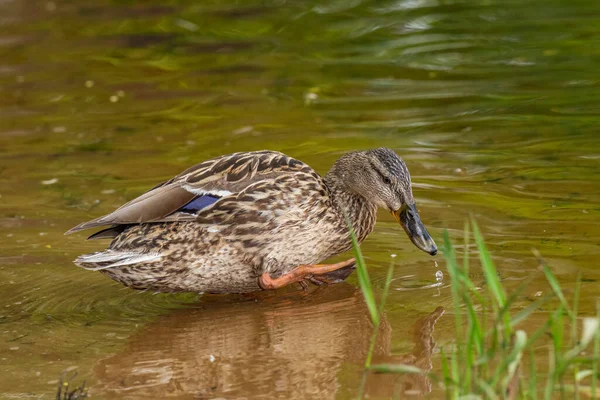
[67,148,437,294]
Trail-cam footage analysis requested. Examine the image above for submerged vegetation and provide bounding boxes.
[354,218,600,399]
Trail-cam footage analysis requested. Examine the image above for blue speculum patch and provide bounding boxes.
[180,194,220,213]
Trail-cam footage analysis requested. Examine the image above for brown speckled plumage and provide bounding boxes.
[68,149,436,293]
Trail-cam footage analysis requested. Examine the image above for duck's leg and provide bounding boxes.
[258,258,356,290]
[307,262,357,285]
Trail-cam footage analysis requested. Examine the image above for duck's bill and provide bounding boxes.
[391,204,437,256]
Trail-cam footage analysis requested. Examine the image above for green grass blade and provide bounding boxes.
[450,348,459,399]
[462,291,484,356]
[471,218,512,343]
[379,260,395,316]
[459,221,478,392]
[530,347,538,400]
[470,218,506,310]
[553,305,564,356]
[442,230,464,391]
[500,330,527,391]
[544,306,565,400]
[511,295,552,329]
[364,261,395,368]
[532,249,573,320]
[543,263,573,319]
[347,218,378,326]
[544,345,555,400]
[465,317,480,391]
[440,347,454,398]
[477,379,499,400]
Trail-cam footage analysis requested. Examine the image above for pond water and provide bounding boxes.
[1,0,599,398]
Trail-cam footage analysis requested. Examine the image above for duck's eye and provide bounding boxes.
[383,176,391,184]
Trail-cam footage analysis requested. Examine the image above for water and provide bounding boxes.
[1,0,599,398]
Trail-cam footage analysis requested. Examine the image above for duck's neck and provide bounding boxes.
[324,174,377,243]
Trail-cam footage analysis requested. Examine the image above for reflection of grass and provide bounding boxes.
[355,218,600,399]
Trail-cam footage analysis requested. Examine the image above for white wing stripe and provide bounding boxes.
[182,185,232,197]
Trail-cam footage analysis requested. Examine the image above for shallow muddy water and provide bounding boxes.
[1,0,599,398]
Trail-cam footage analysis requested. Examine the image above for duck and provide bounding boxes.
[66,148,437,294]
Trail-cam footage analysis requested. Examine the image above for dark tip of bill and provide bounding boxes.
[430,247,438,256]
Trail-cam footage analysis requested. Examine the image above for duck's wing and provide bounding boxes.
[192,171,330,247]
[65,151,311,235]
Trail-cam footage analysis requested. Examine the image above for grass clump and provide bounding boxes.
[355,218,600,399]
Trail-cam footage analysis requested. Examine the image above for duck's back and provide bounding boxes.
[66,151,313,236]
[69,151,343,293]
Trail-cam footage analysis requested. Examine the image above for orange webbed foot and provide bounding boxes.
[258,258,356,290]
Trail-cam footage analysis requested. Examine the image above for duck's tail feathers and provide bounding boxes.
[74,250,162,271]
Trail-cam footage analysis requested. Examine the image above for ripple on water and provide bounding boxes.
[1,261,201,329]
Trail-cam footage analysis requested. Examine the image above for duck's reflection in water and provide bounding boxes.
[93,285,444,399]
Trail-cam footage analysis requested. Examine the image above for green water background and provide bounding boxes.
[1,0,599,398]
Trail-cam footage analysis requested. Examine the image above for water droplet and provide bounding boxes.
[435,270,443,282]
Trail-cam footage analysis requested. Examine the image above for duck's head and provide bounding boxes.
[328,148,437,256]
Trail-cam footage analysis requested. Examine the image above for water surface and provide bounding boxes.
[1,0,599,398]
